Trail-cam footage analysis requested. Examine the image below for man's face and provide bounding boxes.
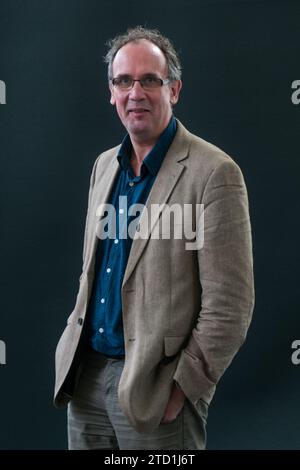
[109,39,182,142]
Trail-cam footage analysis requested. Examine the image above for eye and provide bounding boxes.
[119,76,132,85]
[143,76,156,85]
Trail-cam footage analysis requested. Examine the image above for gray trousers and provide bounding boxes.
[67,347,208,450]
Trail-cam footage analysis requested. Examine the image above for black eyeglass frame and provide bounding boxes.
[111,75,170,89]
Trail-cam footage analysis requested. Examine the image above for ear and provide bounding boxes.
[109,83,116,105]
[169,80,182,106]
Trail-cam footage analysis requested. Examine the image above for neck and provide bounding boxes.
[128,116,173,176]
[131,139,154,163]
[129,141,152,177]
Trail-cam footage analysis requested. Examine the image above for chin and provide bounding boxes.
[128,123,152,136]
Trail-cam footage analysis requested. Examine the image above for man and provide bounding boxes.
[54,26,254,450]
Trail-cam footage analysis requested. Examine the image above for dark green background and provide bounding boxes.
[1,0,299,449]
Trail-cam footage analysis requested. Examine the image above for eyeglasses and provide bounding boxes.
[111,74,170,91]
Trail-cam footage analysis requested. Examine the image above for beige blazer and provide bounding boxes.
[54,119,254,433]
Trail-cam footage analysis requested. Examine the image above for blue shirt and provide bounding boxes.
[82,115,177,356]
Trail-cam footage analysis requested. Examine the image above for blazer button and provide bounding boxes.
[77,318,83,326]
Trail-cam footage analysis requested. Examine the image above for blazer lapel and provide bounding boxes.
[85,150,120,274]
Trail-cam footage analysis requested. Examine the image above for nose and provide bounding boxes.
[128,80,146,100]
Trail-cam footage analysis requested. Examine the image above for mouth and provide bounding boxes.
[128,108,150,114]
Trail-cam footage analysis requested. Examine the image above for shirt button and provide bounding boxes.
[119,208,124,214]
[99,328,104,334]
[100,298,105,303]
[129,181,134,187]
[106,268,111,273]
[114,239,119,244]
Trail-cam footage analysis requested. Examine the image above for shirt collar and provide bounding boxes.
[117,115,177,177]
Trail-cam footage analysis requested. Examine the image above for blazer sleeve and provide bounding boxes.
[173,158,255,406]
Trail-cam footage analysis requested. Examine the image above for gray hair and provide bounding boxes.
[104,26,182,82]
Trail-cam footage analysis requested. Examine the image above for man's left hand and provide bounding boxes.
[160,381,186,424]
